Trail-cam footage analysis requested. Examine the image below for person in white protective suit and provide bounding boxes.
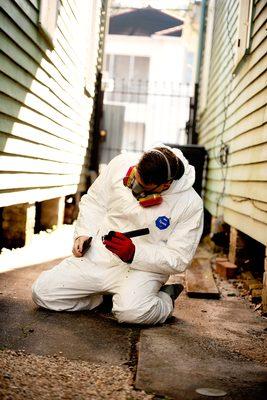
[32,146,203,325]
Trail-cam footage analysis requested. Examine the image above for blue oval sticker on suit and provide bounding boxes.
[155,216,170,230]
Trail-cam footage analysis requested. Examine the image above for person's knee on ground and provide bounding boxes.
[112,292,172,325]
[31,268,103,312]
[31,271,74,311]
[32,271,51,309]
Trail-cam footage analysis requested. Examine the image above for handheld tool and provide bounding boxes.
[102,228,149,242]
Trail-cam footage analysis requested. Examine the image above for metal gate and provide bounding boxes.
[100,79,192,164]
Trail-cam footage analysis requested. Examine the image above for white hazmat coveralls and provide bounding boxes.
[32,148,203,325]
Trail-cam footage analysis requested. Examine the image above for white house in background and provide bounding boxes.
[101,6,198,162]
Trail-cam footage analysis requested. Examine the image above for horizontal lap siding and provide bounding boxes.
[0,0,102,207]
[197,0,267,244]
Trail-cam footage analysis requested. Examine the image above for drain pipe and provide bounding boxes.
[195,0,207,85]
[188,0,207,144]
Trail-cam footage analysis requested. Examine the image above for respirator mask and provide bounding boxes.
[123,149,175,207]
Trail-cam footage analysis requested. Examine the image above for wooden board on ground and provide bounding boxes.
[185,259,220,299]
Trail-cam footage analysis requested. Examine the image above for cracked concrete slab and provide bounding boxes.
[136,294,267,400]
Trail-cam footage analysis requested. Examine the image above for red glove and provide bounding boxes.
[103,232,135,263]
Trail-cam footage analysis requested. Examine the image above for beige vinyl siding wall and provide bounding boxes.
[197,0,267,245]
[0,0,103,207]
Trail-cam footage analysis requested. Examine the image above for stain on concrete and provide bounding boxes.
[0,260,133,365]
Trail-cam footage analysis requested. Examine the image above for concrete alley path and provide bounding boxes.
[0,257,267,399]
[136,292,267,400]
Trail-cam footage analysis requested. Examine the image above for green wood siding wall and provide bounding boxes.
[0,0,104,207]
[197,0,267,245]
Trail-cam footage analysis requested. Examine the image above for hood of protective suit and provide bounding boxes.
[152,144,196,195]
[126,144,195,196]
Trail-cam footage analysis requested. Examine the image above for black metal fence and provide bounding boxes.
[100,79,192,164]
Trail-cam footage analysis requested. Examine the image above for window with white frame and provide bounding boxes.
[38,0,59,47]
[105,54,150,103]
[107,54,150,82]
[233,0,253,69]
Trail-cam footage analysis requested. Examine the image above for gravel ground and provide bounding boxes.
[0,350,154,400]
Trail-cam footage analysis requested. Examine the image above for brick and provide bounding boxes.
[215,260,237,279]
